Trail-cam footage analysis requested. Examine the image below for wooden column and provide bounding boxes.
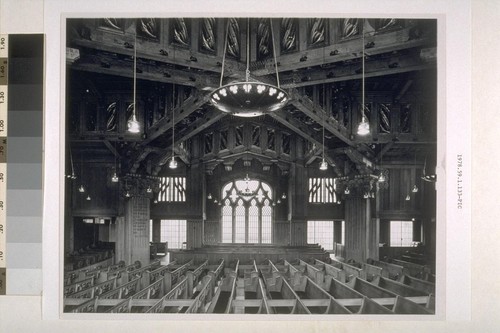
[118,196,151,264]
[344,197,378,262]
[289,137,307,246]
[186,136,203,249]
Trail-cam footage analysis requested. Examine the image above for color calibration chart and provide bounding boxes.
[0,34,44,295]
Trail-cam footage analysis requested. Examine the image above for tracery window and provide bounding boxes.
[309,177,337,203]
[220,177,273,244]
[157,177,186,202]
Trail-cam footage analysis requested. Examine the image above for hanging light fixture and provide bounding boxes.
[127,32,141,133]
[412,152,419,192]
[344,187,350,195]
[78,152,85,193]
[320,84,328,171]
[281,193,287,199]
[421,156,437,183]
[405,194,411,201]
[237,174,257,199]
[111,142,119,183]
[67,147,77,179]
[169,84,178,169]
[86,195,91,201]
[357,20,370,136]
[210,18,288,117]
[207,193,213,200]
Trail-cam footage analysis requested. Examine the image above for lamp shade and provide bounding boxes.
[210,82,288,117]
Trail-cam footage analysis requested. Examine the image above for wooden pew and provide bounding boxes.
[185,275,215,313]
[323,276,365,313]
[145,276,189,313]
[70,297,98,313]
[393,295,433,314]
[371,276,430,298]
[331,258,362,281]
[124,259,161,284]
[315,259,347,283]
[392,259,432,280]
[367,259,405,280]
[347,277,399,301]
[186,260,209,297]
[64,276,95,296]
[66,277,117,299]
[399,274,435,294]
[97,261,141,284]
[206,260,239,314]
[358,296,394,314]
[139,260,179,288]
[264,275,311,315]
[98,277,141,301]
[293,274,351,314]
[107,298,132,313]
[298,259,325,285]
[360,263,383,281]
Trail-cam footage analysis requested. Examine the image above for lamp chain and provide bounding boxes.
[269,19,281,88]
[133,33,137,118]
[219,19,230,87]
[361,20,365,119]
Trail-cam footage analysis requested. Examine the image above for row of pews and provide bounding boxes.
[65,242,115,270]
[63,254,435,314]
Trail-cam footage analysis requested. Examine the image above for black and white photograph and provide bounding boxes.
[62,17,438,315]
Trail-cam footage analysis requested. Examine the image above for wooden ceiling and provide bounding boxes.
[66,18,437,176]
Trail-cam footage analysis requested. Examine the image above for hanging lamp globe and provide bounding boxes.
[319,159,328,171]
[210,82,288,117]
[169,156,178,169]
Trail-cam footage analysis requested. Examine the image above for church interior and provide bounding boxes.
[63,17,437,315]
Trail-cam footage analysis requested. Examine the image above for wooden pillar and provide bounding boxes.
[289,137,307,246]
[186,136,203,249]
[119,196,150,264]
[344,197,378,262]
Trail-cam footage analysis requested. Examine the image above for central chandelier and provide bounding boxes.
[210,18,288,117]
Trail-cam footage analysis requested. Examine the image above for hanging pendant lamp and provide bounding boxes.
[210,18,288,117]
[127,32,141,133]
[357,20,370,136]
[169,84,178,169]
[320,84,328,170]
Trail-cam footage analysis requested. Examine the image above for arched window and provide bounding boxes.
[220,176,273,243]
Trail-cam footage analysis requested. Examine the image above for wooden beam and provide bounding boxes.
[71,38,241,76]
[269,110,343,175]
[151,108,227,173]
[376,142,394,161]
[280,58,433,89]
[289,89,353,146]
[103,140,120,158]
[143,91,211,145]
[71,51,220,90]
[252,27,434,75]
